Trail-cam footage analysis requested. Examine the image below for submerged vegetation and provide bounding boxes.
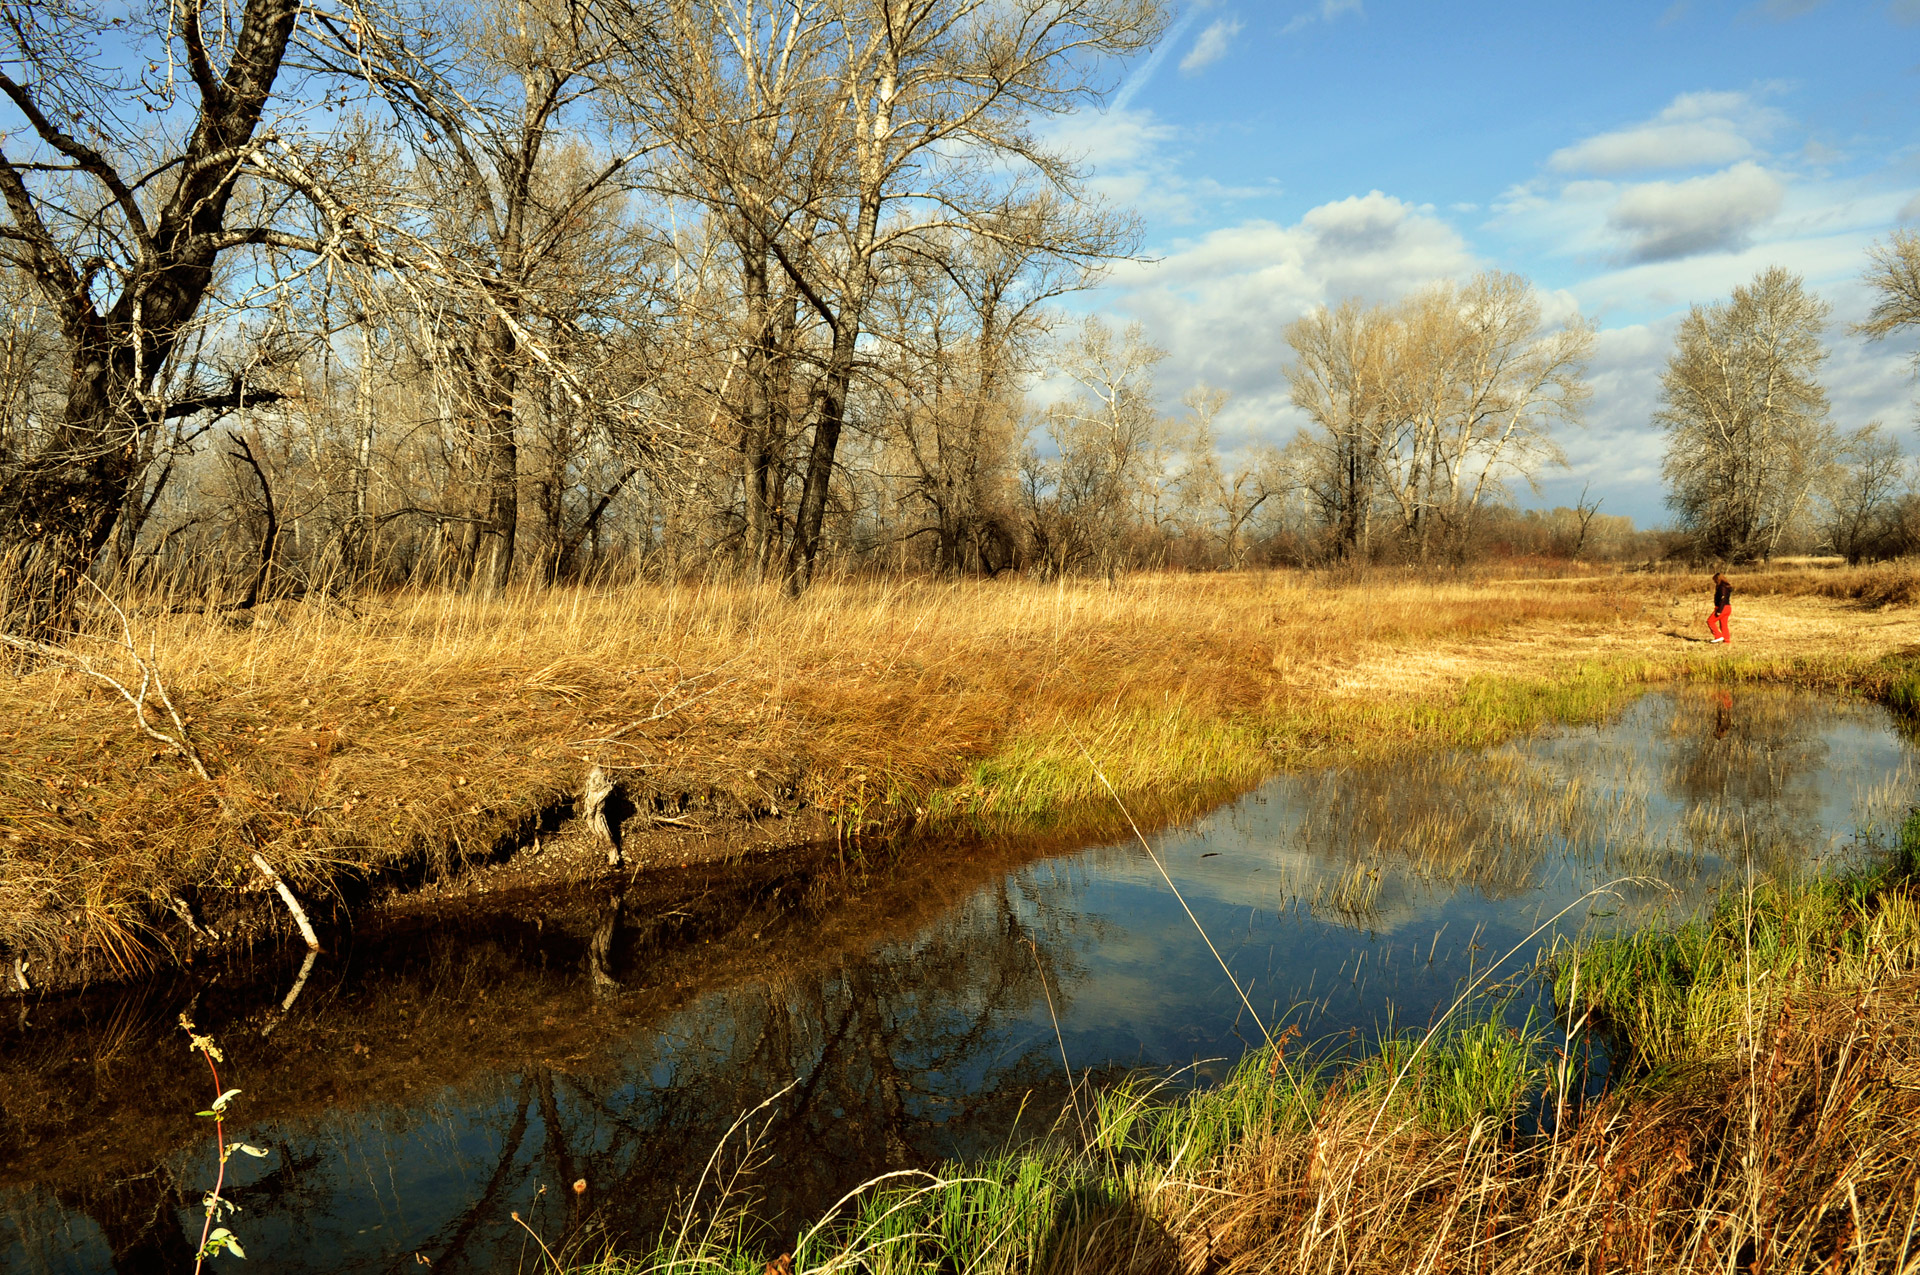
[5,565,1920,985]
[572,827,1920,1274]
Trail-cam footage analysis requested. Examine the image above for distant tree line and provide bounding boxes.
[3,0,1918,627]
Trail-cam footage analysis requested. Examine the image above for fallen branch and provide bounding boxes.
[250,853,320,951]
[0,603,216,786]
[169,894,219,943]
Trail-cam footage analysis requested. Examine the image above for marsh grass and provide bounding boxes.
[1556,832,1920,1071]
[0,570,1646,977]
[562,835,1920,1274]
[1732,560,1920,608]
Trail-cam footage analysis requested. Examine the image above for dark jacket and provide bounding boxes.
[1713,580,1732,610]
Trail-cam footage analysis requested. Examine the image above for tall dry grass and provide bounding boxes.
[7,563,1913,983]
[1716,561,1920,609]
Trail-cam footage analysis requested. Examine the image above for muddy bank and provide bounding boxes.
[2,774,837,998]
[4,741,1235,999]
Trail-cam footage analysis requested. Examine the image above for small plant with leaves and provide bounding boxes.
[179,1015,271,1267]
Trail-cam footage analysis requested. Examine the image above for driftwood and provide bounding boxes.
[584,765,622,868]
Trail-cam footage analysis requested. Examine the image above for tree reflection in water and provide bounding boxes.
[0,850,1098,1274]
[1230,684,1919,934]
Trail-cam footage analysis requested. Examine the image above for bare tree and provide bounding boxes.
[1160,385,1277,567]
[1858,230,1920,372]
[316,0,646,591]
[1289,273,1591,565]
[1658,266,1834,562]
[775,0,1164,592]
[1285,299,1394,561]
[1824,421,1909,565]
[868,226,1065,574]
[1420,273,1592,560]
[0,0,350,628]
[1022,316,1163,578]
[613,0,842,579]
[1568,483,1603,559]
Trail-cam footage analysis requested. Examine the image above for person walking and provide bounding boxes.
[1707,572,1733,645]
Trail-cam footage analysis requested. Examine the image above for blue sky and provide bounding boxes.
[1059,0,1920,526]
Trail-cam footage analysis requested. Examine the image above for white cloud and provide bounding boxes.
[1180,16,1244,74]
[1607,161,1786,262]
[1552,123,1753,175]
[1050,104,1177,173]
[1076,167,1920,527]
[1549,90,1781,175]
[1045,103,1204,222]
[1282,0,1362,37]
[1088,193,1475,453]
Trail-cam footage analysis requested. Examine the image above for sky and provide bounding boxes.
[1054,0,1920,527]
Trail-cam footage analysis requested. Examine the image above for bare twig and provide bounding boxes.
[5,582,325,953]
[0,582,216,786]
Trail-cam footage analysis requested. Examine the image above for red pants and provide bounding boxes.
[1708,606,1731,643]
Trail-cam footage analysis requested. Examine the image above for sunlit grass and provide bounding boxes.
[1556,829,1920,1071]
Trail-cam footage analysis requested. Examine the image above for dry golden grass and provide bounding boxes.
[4,565,1918,982]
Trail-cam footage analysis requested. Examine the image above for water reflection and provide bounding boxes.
[2,685,1914,1273]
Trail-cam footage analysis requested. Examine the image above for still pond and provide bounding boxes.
[2,684,1915,1273]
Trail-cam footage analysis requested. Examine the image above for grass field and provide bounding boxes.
[6,563,1920,983]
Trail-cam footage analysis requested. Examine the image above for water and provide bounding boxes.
[3,685,1915,1273]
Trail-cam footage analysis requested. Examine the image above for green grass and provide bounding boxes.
[1554,819,1920,1071]
[1357,1009,1551,1134]
[942,661,1659,828]
[945,642,1920,831]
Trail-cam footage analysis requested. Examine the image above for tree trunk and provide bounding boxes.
[737,246,785,580]
[0,0,304,632]
[480,311,518,592]
[786,332,852,594]
[0,329,142,632]
[350,321,377,580]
